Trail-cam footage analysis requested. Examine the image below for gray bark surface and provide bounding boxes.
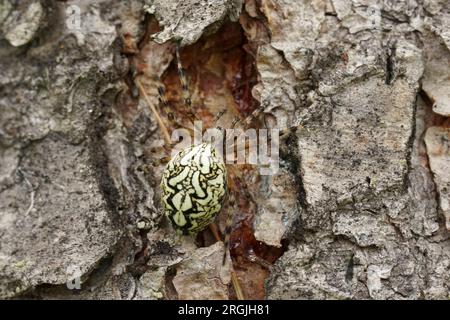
[0,0,449,299]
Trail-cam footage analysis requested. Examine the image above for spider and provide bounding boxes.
[135,40,274,299]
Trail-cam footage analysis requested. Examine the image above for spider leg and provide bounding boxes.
[233,172,257,206]
[222,190,235,266]
[220,157,259,269]
[156,77,197,133]
[220,103,267,157]
[212,109,227,127]
[156,83,177,125]
[222,170,248,300]
[242,106,265,128]
[209,218,244,301]
[213,186,245,300]
[151,155,172,166]
[230,103,266,130]
[137,145,173,174]
[175,42,199,124]
[279,125,298,140]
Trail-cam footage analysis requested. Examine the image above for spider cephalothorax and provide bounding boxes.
[161,142,227,235]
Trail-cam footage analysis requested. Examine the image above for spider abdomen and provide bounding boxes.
[161,143,227,235]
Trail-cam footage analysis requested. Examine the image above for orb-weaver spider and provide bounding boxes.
[135,40,276,299]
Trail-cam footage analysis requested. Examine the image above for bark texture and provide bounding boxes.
[0,0,449,299]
